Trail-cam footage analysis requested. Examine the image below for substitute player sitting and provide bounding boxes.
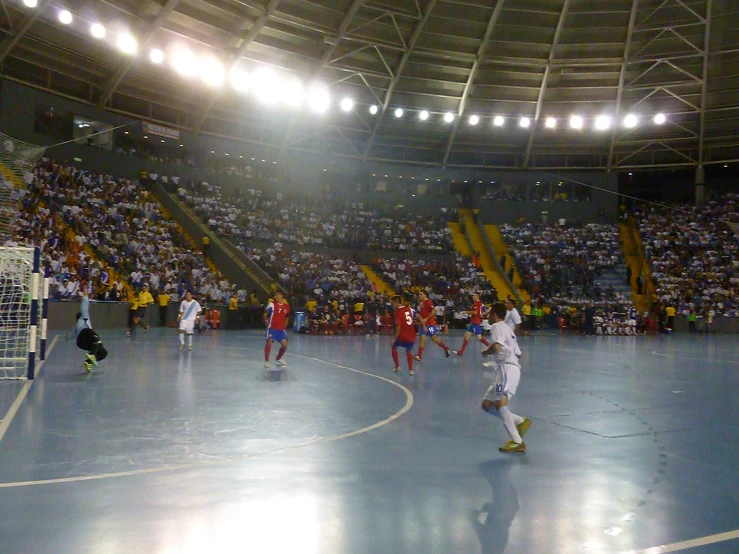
[413,291,450,361]
[481,302,531,453]
[66,286,108,373]
[391,293,417,376]
[453,292,491,357]
[177,291,202,351]
[264,291,290,369]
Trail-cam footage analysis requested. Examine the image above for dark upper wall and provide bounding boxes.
[1,78,618,222]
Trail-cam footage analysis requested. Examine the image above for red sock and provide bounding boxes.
[392,347,400,367]
[417,345,424,359]
[480,337,491,347]
[406,350,414,372]
[264,341,272,361]
[276,346,287,361]
[459,338,469,355]
[437,340,449,351]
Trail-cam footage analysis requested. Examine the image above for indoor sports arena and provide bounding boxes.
[0,1,738,553]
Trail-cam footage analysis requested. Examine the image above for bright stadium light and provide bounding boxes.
[171,47,196,77]
[117,34,138,55]
[200,56,225,87]
[149,48,164,64]
[469,115,479,125]
[545,117,556,128]
[623,114,638,128]
[654,113,666,125]
[282,77,304,107]
[570,115,584,129]
[90,23,106,39]
[58,9,73,24]
[23,0,37,7]
[595,115,612,130]
[394,108,404,118]
[253,67,280,104]
[230,70,249,93]
[369,105,378,115]
[308,86,330,113]
[419,110,429,121]
[444,112,454,123]
[340,98,354,112]
[519,117,531,128]
[493,115,505,127]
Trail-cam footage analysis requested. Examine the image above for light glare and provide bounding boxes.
[624,114,638,128]
[493,115,504,127]
[150,48,164,64]
[201,56,225,87]
[469,115,479,125]
[519,117,530,128]
[570,115,584,129]
[117,34,137,55]
[545,117,556,128]
[282,78,304,107]
[171,48,197,77]
[58,10,72,24]
[595,115,612,130]
[394,108,404,118]
[253,68,281,104]
[230,70,249,92]
[23,0,37,7]
[419,110,429,121]
[340,98,354,112]
[444,112,454,123]
[654,113,666,125]
[369,105,378,115]
[90,23,106,39]
[308,86,330,113]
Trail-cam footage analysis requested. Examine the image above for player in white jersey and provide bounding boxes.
[177,291,202,351]
[481,302,531,453]
[503,299,523,358]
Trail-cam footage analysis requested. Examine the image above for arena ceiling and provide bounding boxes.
[1,0,739,170]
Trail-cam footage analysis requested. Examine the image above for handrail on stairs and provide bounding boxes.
[476,217,523,305]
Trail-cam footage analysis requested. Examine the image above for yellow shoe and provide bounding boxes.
[499,441,526,453]
[517,418,532,438]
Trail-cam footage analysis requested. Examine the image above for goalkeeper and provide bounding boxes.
[66,286,108,372]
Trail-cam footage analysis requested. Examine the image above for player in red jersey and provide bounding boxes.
[414,291,450,361]
[264,291,290,369]
[453,292,491,357]
[391,293,417,376]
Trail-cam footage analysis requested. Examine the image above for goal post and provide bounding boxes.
[0,246,45,380]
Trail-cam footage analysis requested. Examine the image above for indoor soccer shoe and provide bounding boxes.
[452,350,463,357]
[445,349,451,358]
[277,359,287,367]
[84,361,93,373]
[413,355,422,361]
[409,369,414,376]
[393,366,400,373]
[499,441,526,453]
[517,418,532,438]
[86,353,98,366]
[264,361,270,368]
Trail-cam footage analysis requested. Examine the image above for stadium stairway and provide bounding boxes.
[593,261,632,296]
[360,265,393,295]
[452,210,519,302]
[485,225,530,303]
[146,182,274,301]
[619,218,653,313]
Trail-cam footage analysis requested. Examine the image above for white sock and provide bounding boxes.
[508,411,524,425]
[179,333,184,345]
[499,407,523,443]
[188,334,193,346]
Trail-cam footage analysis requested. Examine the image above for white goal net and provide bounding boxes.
[0,247,41,379]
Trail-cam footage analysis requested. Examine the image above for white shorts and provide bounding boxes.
[483,363,521,402]
[179,320,195,334]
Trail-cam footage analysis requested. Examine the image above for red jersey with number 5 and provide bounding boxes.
[394,305,417,343]
[418,298,436,327]
[471,300,485,325]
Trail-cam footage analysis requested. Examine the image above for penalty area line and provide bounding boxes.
[624,528,739,554]
[0,335,59,445]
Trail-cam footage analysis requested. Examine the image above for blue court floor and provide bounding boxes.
[0,329,737,554]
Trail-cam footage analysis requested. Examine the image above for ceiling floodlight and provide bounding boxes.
[253,67,281,104]
[171,47,196,77]
[282,77,304,107]
[493,115,505,127]
[654,113,666,125]
[469,115,479,125]
[117,34,138,55]
[150,48,164,64]
[419,110,429,121]
[519,117,531,128]
[369,105,378,115]
[308,86,331,113]
[570,115,584,129]
[200,56,225,87]
[23,0,37,7]
[444,112,454,123]
[340,98,354,112]
[230,70,249,93]
[595,115,612,130]
[394,108,404,118]
[58,9,72,24]
[623,114,638,128]
[90,23,106,39]
[545,117,556,128]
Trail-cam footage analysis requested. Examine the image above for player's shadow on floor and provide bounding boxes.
[471,459,522,554]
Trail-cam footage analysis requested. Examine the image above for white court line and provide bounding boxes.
[0,348,414,488]
[0,335,59,445]
[624,528,739,553]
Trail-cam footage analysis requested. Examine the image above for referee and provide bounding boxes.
[127,283,155,337]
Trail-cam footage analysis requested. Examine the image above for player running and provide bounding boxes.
[66,286,108,372]
[177,291,202,351]
[413,291,450,361]
[391,293,417,376]
[481,302,531,453]
[453,292,491,357]
[264,291,290,369]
